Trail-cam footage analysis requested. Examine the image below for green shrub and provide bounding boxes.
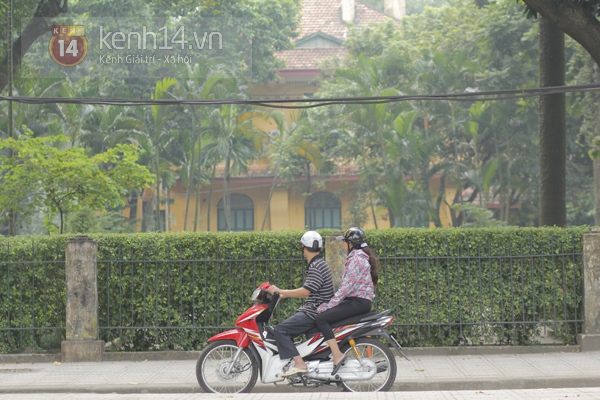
[0,227,588,352]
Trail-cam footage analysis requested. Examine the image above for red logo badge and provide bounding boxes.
[49,25,87,67]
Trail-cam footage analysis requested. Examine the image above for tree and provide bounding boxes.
[315,0,545,227]
[175,61,227,231]
[134,78,179,232]
[538,16,566,226]
[0,0,68,93]
[519,1,600,67]
[202,104,262,230]
[0,131,154,233]
[261,110,323,230]
[518,1,600,226]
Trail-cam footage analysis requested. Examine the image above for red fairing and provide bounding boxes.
[236,303,268,332]
[207,329,250,347]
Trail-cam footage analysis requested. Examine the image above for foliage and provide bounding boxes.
[1,0,598,234]
[0,227,588,352]
[450,203,507,227]
[0,131,154,233]
[315,0,543,227]
[519,0,600,19]
[0,234,69,353]
[370,226,587,346]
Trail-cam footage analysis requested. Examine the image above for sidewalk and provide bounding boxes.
[0,349,599,395]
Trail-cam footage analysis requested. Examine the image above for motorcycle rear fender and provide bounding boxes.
[207,328,250,348]
[352,327,410,361]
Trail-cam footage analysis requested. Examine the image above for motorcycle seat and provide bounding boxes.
[304,309,391,336]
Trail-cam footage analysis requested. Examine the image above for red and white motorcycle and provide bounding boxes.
[196,282,409,393]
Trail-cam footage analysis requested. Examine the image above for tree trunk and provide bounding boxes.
[521,0,600,68]
[0,0,68,93]
[165,186,170,231]
[433,175,445,228]
[141,190,155,232]
[194,118,204,232]
[538,16,566,227]
[155,146,162,232]
[595,158,600,226]
[306,162,312,229]
[261,167,279,231]
[223,152,231,231]
[206,160,217,231]
[593,67,600,226]
[59,208,64,234]
[369,194,378,229]
[184,110,196,232]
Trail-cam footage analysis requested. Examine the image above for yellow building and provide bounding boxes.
[130,0,457,231]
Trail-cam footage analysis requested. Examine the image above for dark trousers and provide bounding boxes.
[273,311,316,359]
[314,297,372,341]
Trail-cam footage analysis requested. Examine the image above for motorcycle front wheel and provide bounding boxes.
[340,337,397,392]
[196,340,258,393]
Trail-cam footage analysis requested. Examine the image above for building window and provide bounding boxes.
[217,194,254,231]
[305,192,341,230]
[128,192,138,220]
[390,210,428,228]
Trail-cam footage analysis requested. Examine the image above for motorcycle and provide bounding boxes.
[196,282,409,393]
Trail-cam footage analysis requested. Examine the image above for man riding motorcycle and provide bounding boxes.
[267,230,334,377]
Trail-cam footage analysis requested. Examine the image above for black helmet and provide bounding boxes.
[336,227,367,248]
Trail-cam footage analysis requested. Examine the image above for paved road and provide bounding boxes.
[2,388,600,400]
[1,350,600,399]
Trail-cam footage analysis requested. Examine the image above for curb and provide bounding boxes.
[0,345,581,364]
[0,376,599,394]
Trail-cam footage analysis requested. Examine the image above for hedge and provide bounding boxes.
[0,227,589,353]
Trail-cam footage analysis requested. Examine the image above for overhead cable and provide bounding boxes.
[0,82,599,109]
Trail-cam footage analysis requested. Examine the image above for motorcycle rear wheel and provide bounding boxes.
[339,338,397,392]
[196,340,258,393]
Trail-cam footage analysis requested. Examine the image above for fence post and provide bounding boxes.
[61,236,104,362]
[577,229,600,351]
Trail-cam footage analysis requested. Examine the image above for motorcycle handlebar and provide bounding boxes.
[268,291,280,310]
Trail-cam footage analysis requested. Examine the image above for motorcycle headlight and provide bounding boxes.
[251,288,261,302]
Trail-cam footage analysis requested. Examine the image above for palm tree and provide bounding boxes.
[51,80,95,147]
[260,110,323,230]
[176,62,227,231]
[81,105,147,155]
[333,54,401,227]
[132,78,178,232]
[202,104,263,231]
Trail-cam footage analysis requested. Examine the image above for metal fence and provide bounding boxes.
[0,234,584,352]
[96,243,309,351]
[374,236,583,346]
[0,241,66,353]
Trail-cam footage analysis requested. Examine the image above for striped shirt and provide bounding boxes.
[298,255,334,319]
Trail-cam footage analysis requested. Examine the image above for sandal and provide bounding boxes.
[331,356,346,376]
[281,366,308,377]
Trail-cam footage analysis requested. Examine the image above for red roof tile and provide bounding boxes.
[276,47,348,70]
[277,0,394,71]
[296,0,391,41]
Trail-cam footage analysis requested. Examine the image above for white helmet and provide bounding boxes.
[300,231,323,252]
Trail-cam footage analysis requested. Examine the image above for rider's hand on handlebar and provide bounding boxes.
[267,285,281,297]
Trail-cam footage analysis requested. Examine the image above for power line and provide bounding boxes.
[0,83,599,109]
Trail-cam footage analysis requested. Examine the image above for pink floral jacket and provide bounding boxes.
[316,249,374,313]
